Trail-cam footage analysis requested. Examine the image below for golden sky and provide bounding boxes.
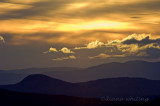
[0,0,160,45]
[0,0,160,69]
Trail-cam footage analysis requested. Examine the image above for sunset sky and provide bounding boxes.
[0,0,160,69]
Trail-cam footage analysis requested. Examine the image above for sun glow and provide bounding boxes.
[57,20,134,32]
[66,2,89,10]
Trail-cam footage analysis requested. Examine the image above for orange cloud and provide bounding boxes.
[0,0,160,46]
[60,47,74,54]
[45,34,160,60]
[0,3,31,14]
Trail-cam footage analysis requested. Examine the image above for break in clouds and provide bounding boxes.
[45,34,160,61]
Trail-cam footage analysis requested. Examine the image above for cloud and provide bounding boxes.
[7,0,44,4]
[0,35,5,43]
[1,0,160,34]
[136,51,149,57]
[1,0,160,69]
[43,47,58,54]
[0,2,32,15]
[46,33,160,60]
[49,47,58,52]
[44,47,74,54]
[53,55,76,61]
[122,34,160,45]
[89,53,125,59]
[74,40,105,49]
[89,53,110,59]
[107,34,160,58]
[118,34,160,54]
[60,47,74,54]
[1,0,159,21]
[1,0,160,47]
[86,40,105,49]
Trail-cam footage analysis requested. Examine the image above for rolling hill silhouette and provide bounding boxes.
[0,67,81,85]
[1,60,160,84]
[1,74,160,98]
[25,60,160,82]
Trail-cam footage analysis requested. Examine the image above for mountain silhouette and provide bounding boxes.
[1,74,160,98]
[42,60,160,82]
[1,60,160,84]
[0,67,81,85]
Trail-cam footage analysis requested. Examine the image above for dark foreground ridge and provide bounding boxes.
[0,89,160,106]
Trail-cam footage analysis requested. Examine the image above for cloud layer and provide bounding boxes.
[1,0,160,69]
[0,0,160,46]
[45,34,160,61]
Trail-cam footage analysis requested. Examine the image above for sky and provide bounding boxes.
[0,0,160,69]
